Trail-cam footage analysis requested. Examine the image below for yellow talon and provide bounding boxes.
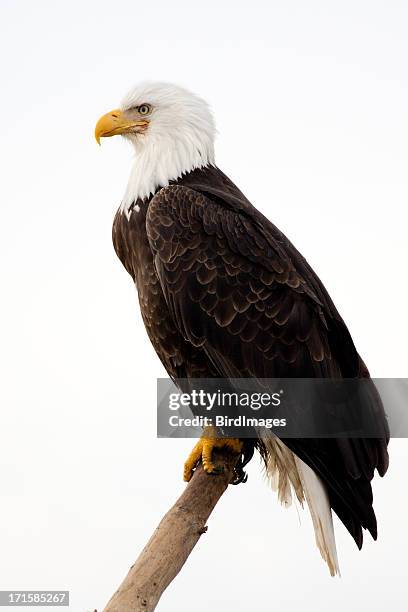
[183,426,243,482]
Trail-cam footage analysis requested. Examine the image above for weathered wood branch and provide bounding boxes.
[103,450,239,612]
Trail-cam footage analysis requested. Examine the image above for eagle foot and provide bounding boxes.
[183,427,243,482]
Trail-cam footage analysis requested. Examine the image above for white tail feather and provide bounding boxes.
[262,434,304,507]
[260,430,340,576]
[294,456,340,576]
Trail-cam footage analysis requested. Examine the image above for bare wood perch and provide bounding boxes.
[103,450,239,612]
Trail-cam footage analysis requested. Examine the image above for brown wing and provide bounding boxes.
[146,184,389,547]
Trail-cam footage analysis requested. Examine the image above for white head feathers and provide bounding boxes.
[119,82,216,211]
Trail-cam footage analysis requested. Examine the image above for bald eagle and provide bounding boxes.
[95,82,389,576]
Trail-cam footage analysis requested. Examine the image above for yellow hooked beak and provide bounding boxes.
[94,109,149,145]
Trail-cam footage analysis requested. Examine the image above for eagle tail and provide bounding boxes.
[294,455,340,576]
[260,431,340,576]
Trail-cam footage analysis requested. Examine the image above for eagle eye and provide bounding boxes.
[138,104,152,116]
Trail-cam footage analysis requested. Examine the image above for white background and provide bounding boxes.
[0,1,407,610]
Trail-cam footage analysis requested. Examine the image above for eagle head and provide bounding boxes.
[95,82,216,205]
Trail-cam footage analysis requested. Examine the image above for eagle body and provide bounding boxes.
[113,164,388,550]
[97,81,389,575]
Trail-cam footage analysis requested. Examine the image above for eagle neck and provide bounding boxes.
[120,133,215,216]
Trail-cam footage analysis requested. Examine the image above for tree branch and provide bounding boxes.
[103,450,239,612]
